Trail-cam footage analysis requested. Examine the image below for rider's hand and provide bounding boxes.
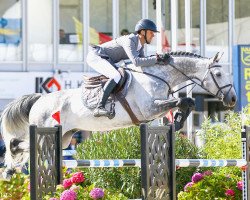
[156,53,171,65]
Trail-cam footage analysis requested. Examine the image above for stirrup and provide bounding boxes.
[93,107,110,117]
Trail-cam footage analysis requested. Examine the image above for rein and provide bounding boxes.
[168,62,233,99]
[124,67,173,94]
[124,61,233,100]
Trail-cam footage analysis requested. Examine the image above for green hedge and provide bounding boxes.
[75,126,200,198]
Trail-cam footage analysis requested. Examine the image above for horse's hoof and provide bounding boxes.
[108,111,115,119]
[1,172,11,181]
[2,169,15,181]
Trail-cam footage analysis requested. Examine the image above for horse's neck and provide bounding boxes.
[153,57,209,84]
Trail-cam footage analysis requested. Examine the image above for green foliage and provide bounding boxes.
[0,172,29,200]
[75,127,141,199]
[175,133,202,194]
[198,111,245,175]
[76,127,141,159]
[76,127,201,198]
[178,171,242,200]
[178,110,247,199]
[200,111,242,159]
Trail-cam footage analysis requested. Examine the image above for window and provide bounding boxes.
[59,0,83,63]
[90,0,113,44]
[28,0,52,63]
[235,0,250,45]
[119,0,141,37]
[0,1,22,62]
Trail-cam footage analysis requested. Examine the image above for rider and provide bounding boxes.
[86,18,170,117]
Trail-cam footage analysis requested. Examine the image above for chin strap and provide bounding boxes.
[144,30,150,44]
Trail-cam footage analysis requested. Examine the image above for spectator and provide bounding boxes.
[63,133,80,160]
[59,29,69,44]
[66,137,78,150]
[120,28,129,36]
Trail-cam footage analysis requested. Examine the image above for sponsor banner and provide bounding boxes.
[0,72,85,99]
[241,46,250,112]
[233,45,250,112]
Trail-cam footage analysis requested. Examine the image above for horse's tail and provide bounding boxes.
[1,93,42,135]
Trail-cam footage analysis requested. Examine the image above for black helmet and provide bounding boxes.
[135,19,159,32]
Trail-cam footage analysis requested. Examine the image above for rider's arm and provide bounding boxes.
[122,37,157,67]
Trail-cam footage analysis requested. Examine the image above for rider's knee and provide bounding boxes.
[86,51,94,64]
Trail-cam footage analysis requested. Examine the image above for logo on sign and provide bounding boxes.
[35,77,61,93]
[241,47,250,66]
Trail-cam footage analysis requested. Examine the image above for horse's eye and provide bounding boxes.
[214,70,221,77]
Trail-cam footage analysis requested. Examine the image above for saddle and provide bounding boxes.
[82,68,141,125]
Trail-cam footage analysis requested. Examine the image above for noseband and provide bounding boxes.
[199,65,233,100]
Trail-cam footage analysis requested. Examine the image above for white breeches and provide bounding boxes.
[86,51,121,84]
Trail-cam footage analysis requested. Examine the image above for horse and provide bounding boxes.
[0,51,236,179]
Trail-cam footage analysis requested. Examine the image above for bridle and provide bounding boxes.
[200,65,233,100]
[125,61,233,100]
[167,62,233,101]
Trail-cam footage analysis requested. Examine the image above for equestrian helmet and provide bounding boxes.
[135,19,159,32]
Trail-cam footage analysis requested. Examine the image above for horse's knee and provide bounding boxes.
[177,97,195,112]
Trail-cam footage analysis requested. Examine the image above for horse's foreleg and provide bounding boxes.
[153,98,180,111]
[154,97,195,131]
[154,97,195,112]
[174,97,195,131]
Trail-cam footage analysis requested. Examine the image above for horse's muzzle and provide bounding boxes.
[222,88,237,108]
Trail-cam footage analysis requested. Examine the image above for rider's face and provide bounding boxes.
[139,30,156,44]
[145,30,155,44]
[142,30,155,43]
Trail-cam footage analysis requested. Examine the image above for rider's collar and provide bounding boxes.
[137,37,142,51]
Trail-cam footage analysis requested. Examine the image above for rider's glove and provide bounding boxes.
[156,53,171,65]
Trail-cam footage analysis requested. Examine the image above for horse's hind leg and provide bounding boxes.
[2,138,15,180]
[2,138,29,180]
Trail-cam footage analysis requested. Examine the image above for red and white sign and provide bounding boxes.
[0,72,88,99]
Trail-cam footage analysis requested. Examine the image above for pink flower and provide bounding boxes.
[202,170,212,176]
[60,189,77,200]
[71,171,85,183]
[90,188,105,199]
[192,173,203,183]
[63,178,73,189]
[225,189,235,196]
[237,180,243,190]
[184,182,194,192]
[70,185,81,191]
[28,183,30,191]
[49,198,59,200]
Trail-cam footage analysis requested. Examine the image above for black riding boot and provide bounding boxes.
[94,79,117,117]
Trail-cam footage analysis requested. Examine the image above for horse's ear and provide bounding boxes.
[212,52,224,63]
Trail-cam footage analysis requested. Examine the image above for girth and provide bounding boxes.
[83,68,142,125]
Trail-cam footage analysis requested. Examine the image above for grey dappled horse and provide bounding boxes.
[0,51,236,179]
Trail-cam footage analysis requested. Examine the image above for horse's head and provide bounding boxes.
[200,52,237,107]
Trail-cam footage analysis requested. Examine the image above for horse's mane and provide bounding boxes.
[168,51,207,59]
